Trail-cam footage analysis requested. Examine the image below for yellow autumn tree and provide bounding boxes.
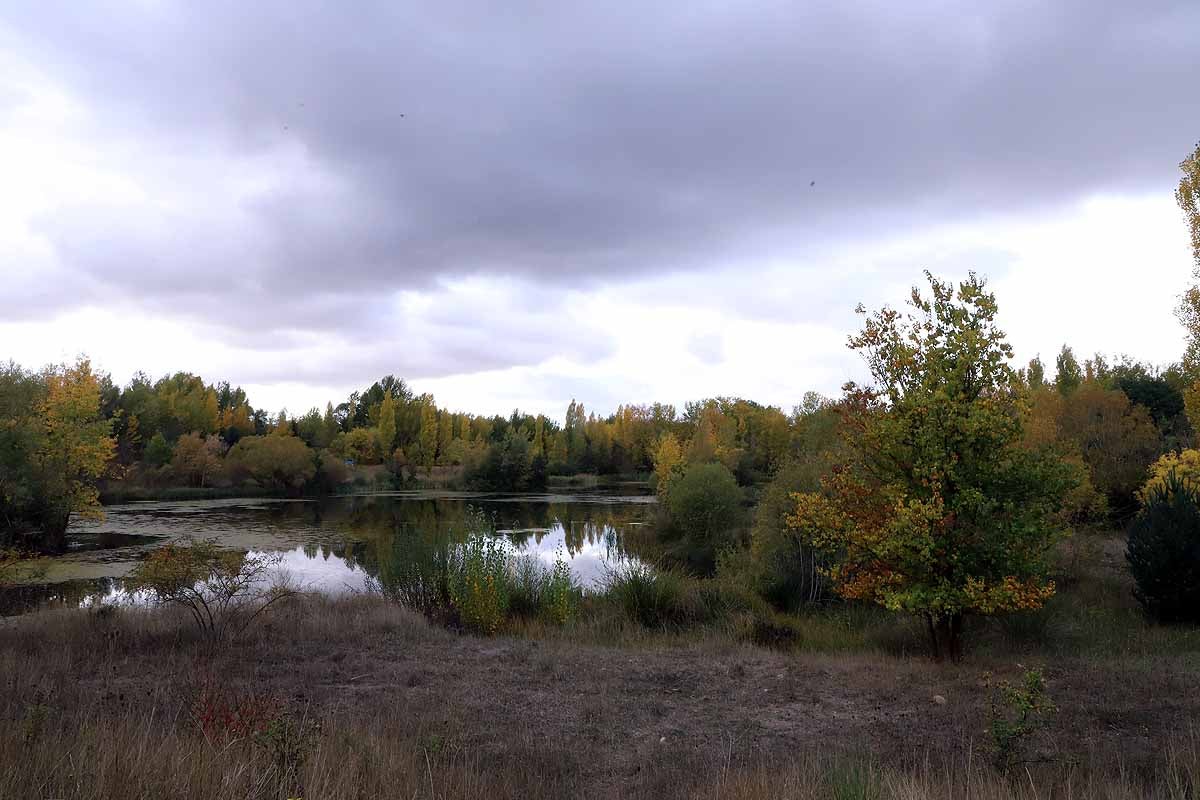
[531,415,546,460]
[219,403,256,440]
[377,392,397,453]
[1139,449,1200,503]
[652,432,685,497]
[271,410,291,436]
[1174,142,1200,426]
[34,359,116,551]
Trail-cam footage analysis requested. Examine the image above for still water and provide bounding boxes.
[2,490,658,615]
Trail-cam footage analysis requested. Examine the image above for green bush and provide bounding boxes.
[601,563,700,628]
[507,554,545,618]
[744,459,828,611]
[663,462,743,573]
[447,536,510,634]
[985,667,1057,772]
[225,435,316,491]
[375,530,452,618]
[1126,472,1200,623]
[143,431,174,468]
[540,557,579,625]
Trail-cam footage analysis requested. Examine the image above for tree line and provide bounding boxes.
[0,354,842,551]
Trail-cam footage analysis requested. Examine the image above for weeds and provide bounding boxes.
[985,666,1058,772]
[509,550,581,625]
[20,687,51,746]
[186,672,284,746]
[541,555,579,625]
[448,535,510,634]
[602,562,695,628]
[253,712,322,794]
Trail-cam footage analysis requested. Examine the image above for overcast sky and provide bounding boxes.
[2,2,1198,417]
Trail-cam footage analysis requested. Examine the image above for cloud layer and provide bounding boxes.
[1,1,1198,411]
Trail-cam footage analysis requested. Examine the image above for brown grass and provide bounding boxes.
[2,590,1199,799]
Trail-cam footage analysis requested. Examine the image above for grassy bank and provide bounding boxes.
[3,590,1198,799]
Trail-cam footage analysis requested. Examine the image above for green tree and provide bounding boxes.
[143,431,173,468]
[745,459,831,611]
[1,363,47,545]
[322,402,340,444]
[664,462,742,573]
[565,400,587,468]
[378,392,397,454]
[418,400,438,473]
[1054,345,1082,396]
[1026,356,1046,390]
[788,273,1074,661]
[466,431,536,490]
[1126,473,1200,623]
[294,408,322,448]
[436,410,453,464]
[332,427,381,465]
[1058,383,1161,514]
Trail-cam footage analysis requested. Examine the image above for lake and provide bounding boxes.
[1,490,659,615]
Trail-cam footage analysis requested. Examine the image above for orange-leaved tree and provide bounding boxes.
[787,273,1074,661]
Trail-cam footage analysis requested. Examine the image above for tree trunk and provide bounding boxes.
[926,612,964,663]
[40,510,71,554]
[949,613,963,662]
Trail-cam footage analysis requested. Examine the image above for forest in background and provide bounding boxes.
[1,341,1192,536]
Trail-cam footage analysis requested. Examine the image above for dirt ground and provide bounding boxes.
[8,597,1194,796]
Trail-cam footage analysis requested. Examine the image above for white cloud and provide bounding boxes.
[0,7,1195,420]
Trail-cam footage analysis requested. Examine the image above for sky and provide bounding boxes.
[1,1,1198,418]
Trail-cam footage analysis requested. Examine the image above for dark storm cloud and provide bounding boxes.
[4,0,1199,346]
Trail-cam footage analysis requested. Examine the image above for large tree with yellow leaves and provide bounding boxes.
[1173,142,1200,426]
[1,359,115,552]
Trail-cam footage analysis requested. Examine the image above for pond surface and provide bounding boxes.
[2,490,659,615]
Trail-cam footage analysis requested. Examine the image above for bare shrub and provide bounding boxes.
[125,538,294,641]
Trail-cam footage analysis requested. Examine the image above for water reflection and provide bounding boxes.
[2,491,657,614]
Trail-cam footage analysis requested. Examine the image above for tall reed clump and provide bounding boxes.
[601,562,698,628]
[447,535,511,634]
[508,550,581,625]
[376,504,582,634]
